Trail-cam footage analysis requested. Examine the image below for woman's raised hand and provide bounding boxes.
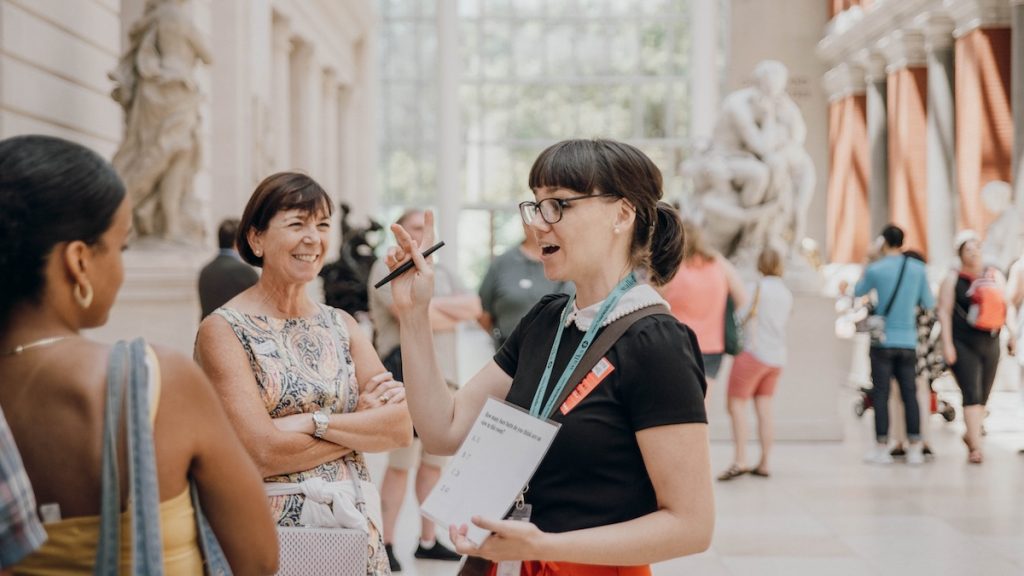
[387,210,437,315]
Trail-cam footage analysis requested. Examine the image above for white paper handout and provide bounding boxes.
[420,397,560,546]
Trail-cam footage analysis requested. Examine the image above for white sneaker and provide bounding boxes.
[863,445,894,465]
[906,444,925,465]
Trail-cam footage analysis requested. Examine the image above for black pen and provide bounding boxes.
[374,241,446,289]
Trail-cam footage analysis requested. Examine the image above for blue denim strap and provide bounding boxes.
[125,338,165,575]
[95,341,127,574]
[94,339,165,575]
[190,480,232,576]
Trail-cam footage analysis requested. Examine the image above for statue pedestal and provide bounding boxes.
[86,246,207,353]
[709,293,851,441]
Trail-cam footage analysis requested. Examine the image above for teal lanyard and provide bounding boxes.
[528,272,637,419]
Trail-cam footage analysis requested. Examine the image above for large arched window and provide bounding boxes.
[378,0,728,285]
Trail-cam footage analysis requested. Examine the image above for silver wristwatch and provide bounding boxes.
[312,411,329,439]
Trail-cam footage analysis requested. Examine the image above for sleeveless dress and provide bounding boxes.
[214,305,390,576]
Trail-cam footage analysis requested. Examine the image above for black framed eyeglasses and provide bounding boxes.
[519,194,618,225]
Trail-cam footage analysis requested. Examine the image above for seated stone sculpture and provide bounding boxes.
[980,180,1020,272]
[686,60,816,263]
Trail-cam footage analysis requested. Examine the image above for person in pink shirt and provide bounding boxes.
[659,220,747,403]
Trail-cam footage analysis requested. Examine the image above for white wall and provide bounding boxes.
[0,0,122,157]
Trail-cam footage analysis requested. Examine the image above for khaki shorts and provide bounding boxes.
[387,438,449,471]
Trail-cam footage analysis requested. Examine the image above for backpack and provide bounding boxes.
[958,269,1007,331]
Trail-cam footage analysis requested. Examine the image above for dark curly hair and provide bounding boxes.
[0,135,125,329]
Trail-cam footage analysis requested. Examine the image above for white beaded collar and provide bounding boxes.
[564,283,668,331]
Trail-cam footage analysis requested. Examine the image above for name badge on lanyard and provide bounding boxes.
[559,357,615,415]
[496,504,533,576]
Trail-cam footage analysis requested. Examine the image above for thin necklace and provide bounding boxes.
[2,335,71,356]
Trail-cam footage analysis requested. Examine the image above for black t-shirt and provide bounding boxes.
[494,293,707,533]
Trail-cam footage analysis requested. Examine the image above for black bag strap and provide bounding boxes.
[742,283,762,327]
[878,256,909,317]
[549,304,672,415]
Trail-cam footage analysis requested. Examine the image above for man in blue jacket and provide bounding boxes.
[855,225,935,465]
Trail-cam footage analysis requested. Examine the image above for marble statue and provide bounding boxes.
[685,60,817,266]
[980,180,1020,271]
[110,0,211,244]
[680,152,775,257]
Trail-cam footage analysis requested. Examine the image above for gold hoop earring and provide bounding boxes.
[74,282,94,309]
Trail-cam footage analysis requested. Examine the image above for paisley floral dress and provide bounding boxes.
[214,304,390,575]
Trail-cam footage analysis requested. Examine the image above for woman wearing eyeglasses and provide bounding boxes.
[385,139,713,575]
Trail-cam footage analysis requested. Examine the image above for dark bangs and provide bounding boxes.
[528,140,606,195]
[277,183,332,220]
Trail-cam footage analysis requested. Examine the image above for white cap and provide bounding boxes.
[954,229,980,253]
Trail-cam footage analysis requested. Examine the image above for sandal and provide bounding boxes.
[717,465,747,481]
[749,467,771,478]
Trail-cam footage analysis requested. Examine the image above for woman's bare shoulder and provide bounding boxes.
[151,343,209,391]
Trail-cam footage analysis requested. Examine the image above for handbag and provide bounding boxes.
[724,283,762,356]
[723,296,742,355]
[456,304,673,576]
[271,463,372,576]
[855,256,908,346]
[275,526,368,576]
[95,339,232,576]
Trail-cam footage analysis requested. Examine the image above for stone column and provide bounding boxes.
[860,51,890,235]
[924,14,957,272]
[880,30,929,256]
[349,34,379,222]
[1012,0,1023,195]
[690,0,719,142]
[321,70,339,196]
[288,41,318,173]
[208,0,255,231]
[337,84,357,210]
[437,0,461,270]
[948,0,1013,233]
[824,63,870,263]
[271,16,292,170]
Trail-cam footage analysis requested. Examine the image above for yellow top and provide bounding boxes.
[13,488,203,575]
[14,346,204,575]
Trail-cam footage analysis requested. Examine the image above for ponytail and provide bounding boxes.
[646,201,684,286]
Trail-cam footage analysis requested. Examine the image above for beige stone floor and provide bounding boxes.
[365,388,1024,576]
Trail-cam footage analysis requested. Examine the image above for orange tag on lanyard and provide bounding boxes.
[559,357,615,415]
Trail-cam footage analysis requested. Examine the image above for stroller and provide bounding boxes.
[853,307,957,423]
[854,383,957,422]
